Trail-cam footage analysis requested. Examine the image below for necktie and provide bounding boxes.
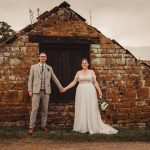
[41,65,44,73]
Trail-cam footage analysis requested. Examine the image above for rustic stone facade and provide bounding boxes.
[0,35,39,126]
[90,44,150,127]
[0,1,150,127]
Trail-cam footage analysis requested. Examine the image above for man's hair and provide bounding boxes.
[39,52,47,56]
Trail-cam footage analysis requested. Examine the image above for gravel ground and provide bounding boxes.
[0,139,150,150]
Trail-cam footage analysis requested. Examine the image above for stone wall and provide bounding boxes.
[90,43,150,127]
[0,35,39,126]
[0,4,150,127]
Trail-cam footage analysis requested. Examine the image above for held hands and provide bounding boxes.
[59,87,67,93]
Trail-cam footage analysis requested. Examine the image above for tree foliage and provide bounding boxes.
[0,21,16,43]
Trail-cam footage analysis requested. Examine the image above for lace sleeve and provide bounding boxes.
[91,70,96,83]
[74,72,79,82]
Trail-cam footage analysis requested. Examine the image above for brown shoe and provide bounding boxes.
[28,128,34,135]
[41,127,49,132]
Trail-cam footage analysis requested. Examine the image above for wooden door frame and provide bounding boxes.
[29,35,99,44]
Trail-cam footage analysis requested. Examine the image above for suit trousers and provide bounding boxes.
[29,90,49,128]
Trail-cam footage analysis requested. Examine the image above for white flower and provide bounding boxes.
[98,99,109,110]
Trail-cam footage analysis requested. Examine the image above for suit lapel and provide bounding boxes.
[36,63,41,77]
[44,64,49,77]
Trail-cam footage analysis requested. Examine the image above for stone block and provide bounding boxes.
[135,101,147,107]
[98,49,107,54]
[139,80,145,87]
[107,89,118,99]
[142,106,150,112]
[107,49,116,54]
[123,66,132,70]
[120,74,128,80]
[90,44,100,49]
[17,41,25,47]
[106,58,115,65]
[19,36,29,43]
[123,54,133,58]
[140,112,150,119]
[8,75,16,81]
[99,74,107,80]
[126,58,136,65]
[128,74,139,80]
[91,58,106,67]
[137,88,150,98]
[125,89,137,98]
[101,54,112,58]
[20,47,27,52]
[7,90,18,102]
[0,114,27,122]
[94,54,102,58]
[116,113,128,120]
[118,108,131,113]
[25,43,39,47]
[145,80,150,87]
[116,101,132,108]
[90,48,98,54]
[101,44,116,49]
[0,83,9,91]
[3,52,11,57]
[126,81,136,88]
[111,66,124,70]
[115,58,126,65]
[112,54,123,58]
[100,36,112,44]
[116,49,127,54]
[18,90,24,101]
[9,58,22,66]
[11,46,19,51]
[130,107,139,113]
[129,113,140,120]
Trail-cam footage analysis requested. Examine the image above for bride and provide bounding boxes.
[63,58,118,134]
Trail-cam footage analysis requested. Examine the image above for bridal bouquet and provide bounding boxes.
[98,98,109,111]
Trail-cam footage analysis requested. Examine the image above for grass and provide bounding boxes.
[0,126,150,142]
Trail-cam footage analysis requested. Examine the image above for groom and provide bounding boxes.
[28,52,63,135]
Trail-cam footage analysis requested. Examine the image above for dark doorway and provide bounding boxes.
[39,43,90,103]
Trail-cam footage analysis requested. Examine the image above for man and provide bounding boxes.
[28,52,63,135]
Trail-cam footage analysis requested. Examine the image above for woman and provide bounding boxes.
[63,58,118,134]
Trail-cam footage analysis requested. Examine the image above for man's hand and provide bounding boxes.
[29,91,33,97]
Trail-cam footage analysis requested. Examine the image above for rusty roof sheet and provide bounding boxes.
[141,60,150,67]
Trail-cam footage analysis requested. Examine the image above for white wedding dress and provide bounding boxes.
[73,73,118,134]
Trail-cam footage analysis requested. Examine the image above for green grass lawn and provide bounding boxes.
[0,126,150,142]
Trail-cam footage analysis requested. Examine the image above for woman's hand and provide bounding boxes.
[98,91,102,98]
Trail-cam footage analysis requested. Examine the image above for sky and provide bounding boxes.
[0,0,150,60]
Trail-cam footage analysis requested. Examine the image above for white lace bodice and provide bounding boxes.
[78,74,93,84]
[75,71,96,84]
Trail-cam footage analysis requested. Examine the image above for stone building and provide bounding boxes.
[0,1,150,127]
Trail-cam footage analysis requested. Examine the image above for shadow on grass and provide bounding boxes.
[0,126,150,142]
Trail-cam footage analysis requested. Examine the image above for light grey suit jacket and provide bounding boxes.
[28,63,62,94]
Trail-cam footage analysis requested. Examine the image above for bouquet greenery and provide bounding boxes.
[98,98,109,110]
